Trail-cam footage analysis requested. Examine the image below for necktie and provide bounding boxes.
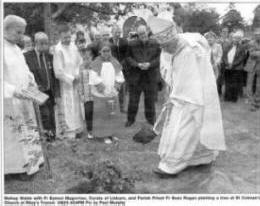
[39,53,49,91]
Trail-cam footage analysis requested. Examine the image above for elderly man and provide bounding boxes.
[53,24,84,139]
[3,15,44,177]
[222,30,248,102]
[109,25,128,113]
[125,25,161,127]
[24,32,59,141]
[146,16,226,176]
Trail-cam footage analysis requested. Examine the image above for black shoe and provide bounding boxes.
[125,121,134,127]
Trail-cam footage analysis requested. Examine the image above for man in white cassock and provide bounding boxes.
[3,15,44,177]
[53,24,84,139]
[147,16,226,176]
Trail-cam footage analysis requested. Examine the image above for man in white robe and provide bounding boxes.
[53,25,84,139]
[3,15,44,176]
[147,16,226,176]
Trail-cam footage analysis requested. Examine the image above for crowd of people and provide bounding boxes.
[3,12,259,180]
[205,27,260,110]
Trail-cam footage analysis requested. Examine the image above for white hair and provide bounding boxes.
[34,32,48,42]
[4,15,27,31]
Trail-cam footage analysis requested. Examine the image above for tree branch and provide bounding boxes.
[52,3,69,19]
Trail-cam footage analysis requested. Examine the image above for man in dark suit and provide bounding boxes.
[125,25,161,127]
[221,30,248,102]
[24,32,59,141]
[109,25,129,113]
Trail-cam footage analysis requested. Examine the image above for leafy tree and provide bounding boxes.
[170,3,220,34]
[4,3,135,36]
[182,9,220,34]
[4,3,45,36]
[252,4,260,28]
[221,8,244,31]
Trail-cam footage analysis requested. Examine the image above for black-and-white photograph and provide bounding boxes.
[2,1,260,195]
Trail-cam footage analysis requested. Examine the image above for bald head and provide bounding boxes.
[137,25,148,42]
[112,25,121,39]
[34,32,49,53]
[4,15,27,44]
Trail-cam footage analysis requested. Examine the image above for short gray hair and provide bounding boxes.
[34,32,48,42]
[4,15,27,31]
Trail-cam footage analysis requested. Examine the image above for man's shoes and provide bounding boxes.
[153,168,178,178]
[125,121,134,127]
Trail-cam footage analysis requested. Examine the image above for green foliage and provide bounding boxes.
[4,3,45,36]
[67,160,135,194]
[222,9,244,31]
[252,4,260,28]
[182,9,220,34]
[4,3,135,36]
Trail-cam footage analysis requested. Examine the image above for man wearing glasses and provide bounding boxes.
[125,25,161,127]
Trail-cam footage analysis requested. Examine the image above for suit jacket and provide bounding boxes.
[24,49,60,98]
[221,43,248,71]
[125,38,161,85]
[109,37,128,63]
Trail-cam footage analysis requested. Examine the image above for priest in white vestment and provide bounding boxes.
[53,25,84,139]
[3,15,44,176]
[147,16,226,176]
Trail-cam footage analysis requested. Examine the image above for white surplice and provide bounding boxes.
[154,33,226,174]
[53,42,84,138]
[4,39,44,175]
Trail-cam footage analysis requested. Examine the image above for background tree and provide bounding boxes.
[4,3,135,35]
[170,3,220,34]
[252,4,260,28]
[182,8,220,34]
[221,3,244,32]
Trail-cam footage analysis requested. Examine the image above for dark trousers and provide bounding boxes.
[224,70,244,102]
[217,66,225,95]
[39,90,56,134]
[84,101,94,132]
[127,83,156,124]
[118,83,127,110]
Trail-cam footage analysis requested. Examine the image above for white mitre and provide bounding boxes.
[147,16,177,45]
